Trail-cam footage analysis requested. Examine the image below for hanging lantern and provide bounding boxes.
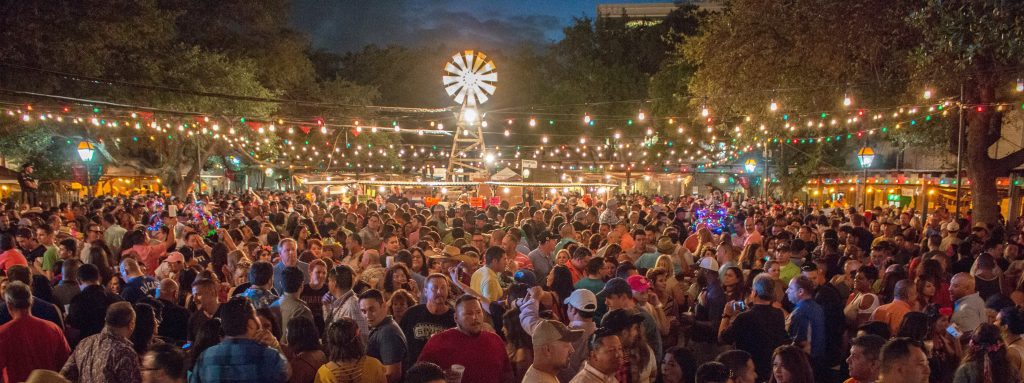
[857,146,875,168]
[744,159,757,173]
[77,141,95,162]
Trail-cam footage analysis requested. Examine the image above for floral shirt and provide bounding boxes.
[60,327,140,383]
[238,286,278,310]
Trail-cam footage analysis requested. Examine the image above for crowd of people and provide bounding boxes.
[0,188,1022,383]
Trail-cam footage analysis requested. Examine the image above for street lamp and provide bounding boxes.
[858,146,875,209]
[77,141,95,162]
[744,159,757,173]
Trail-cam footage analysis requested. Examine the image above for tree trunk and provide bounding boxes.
[964,79,1012,226]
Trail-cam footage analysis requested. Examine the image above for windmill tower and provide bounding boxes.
[443,50,496,180]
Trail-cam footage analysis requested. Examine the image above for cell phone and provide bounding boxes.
[169,205,177,218]
[946,324,962,338]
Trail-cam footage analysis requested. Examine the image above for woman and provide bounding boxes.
[926,304,961,383]
[286,316,327,383]
[387,289,417,325]
[769,345,815,383]
[186,318,223,372]
[381,263,417,301]
[408,247,428,277]
[503,307,533,381]
[301,259,330,334]
[130,303,160,356]
[763,260,787,309]
[315,318,386,383]
[107,275,125,295]
[256,307,281,342]
[844,265,880,329]
[554,249,570,267]
[661,346,698,383]
[952,323,1019,383]
[915,275,941,310]
[738,243,764,270]
[721,266,747,303]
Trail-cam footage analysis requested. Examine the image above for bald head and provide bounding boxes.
[120,258,142,277]
[158,278,179,301]
[949,272,975,300]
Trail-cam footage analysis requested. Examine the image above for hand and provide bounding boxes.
[528,286,543,300]
[253,329,280,349]
[723,299,738,317]
[407,279,419,294]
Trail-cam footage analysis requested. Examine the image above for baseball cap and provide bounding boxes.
[656,236,676,254]
[532,319,584,347]
[699,257,720,272]
[475,213,487,221]
[514,269,538,287]
[626,275,651,293]
[945,222,960,232]
[597,277,632,298]
[563,289,598,312]
[601,309,645,333]
[537,231,559,243]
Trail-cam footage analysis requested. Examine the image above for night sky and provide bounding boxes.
[291,0,660,53]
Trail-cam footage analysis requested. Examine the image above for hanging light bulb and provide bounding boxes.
[321,126,327,134]
[528,117,537,127]
[504,129,510,137]
[583,113,591,124]
[701,105,710,117]
[542,135,549,144]
[843,94,852,107]
[1017,79,1024,92]
[769,99,779,112]
[637,110,646,121]
[923,89,933,99]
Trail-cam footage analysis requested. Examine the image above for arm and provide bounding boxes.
[60,349,79,382]
[518,286,544,335]
[161,217,177,252]
[384,363,402,383]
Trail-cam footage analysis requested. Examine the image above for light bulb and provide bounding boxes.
[769,100,779,112]
[701,106,709,117]
[529,117,536,127]
[583,113,591,124]
[1017,79,1023,92]
[542,136,548,144]
[923,89,932,99]
[504,129,510,137]
[637,111,646,121]
[843,94,852,107]
[462,108,478,124]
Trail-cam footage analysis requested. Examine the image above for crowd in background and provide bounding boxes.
[0,189,1023,383]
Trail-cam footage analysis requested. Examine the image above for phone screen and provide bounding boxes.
[946,324,962,338]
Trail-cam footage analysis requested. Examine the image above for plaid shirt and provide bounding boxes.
[189,338,287,383]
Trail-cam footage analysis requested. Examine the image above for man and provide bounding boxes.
[61,302,141,383]
[786,275,826,361]
[636,236,680,272]
[949,272,986,334]
[845,334,887,383]
[502,230,532,270]
[997,306,1024,375]
[470,246,506,302]
[0,233,27,272]
[142,343,186,383]
[322,265,368,342]
[15,227,45,265]
[566,247,592,285]
[601,308,656,382]
[189,296,289,383]
[528,231,558,281]
[574,258,606,295]
[179,231,212,270]
[520,287,599,382]
[569,330,623,383]
[400,273,456,370]
[0,282,71,383]
[156,278,189,344]
[103,213,127,255]
[381,232,402,267]
[18,163,38,206]
[720,274,789,380]
[695,362,732,383]
[802,261,847,381]
[35,224,59,277]
[67,263,122,343]
[470,231,487,255]
[271,266,313,342]
[870,279,917,335]
[360,214,383,250]
[776,245,801,284]
[0,265,64,329]
[188,278,221,342]
[524,319,584,382]
[345,233,365,265]
[418,295,513,383]
[716,350,758,383]
[121,258,159,304]
[273,238,308,296]
[359,289,408,383]
[240,261,278,309]
[877,337,929,383]
[599,277,663,360]
[53,258,82,309]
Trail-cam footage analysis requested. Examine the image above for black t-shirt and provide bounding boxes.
[720,304,788,380]
[187,306,223,343]
[22,245,46,264]
[399,304,455,370]
[814,283,846,367]
[17,172,36,190]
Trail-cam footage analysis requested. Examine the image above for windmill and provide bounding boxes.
[443,50,496,180]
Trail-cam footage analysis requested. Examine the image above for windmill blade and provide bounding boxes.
[477,81,496,96]
[445,82,464,97]
[442,75,463,86]
[451,53,469,73]
[444,62,463,76]
[471,52,489,72]
[471,86,489,104]
[477,72,497,83]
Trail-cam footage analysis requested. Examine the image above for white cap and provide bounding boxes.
[563,289,598,312]
[699,257,720,272]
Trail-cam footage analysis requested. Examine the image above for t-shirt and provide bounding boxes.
[121,275,158,304]
[721,304,789,379]
[574,277,605,296]
[788,298,826,359]
[22,245,46,264]
[314,358,386,383]
[417,328,512,383]
[399,304,455,369]
[470,267,503,302]
[0,315,71,383]
[40,245,59,272]
[367,316,407,365]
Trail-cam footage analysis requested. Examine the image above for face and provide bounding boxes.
[736,359,758,383]
[385,236,400,253]
[544,340,575,370]
[141,351,172,383]
[108,278,121,293]
[785,279,802,303]
[280,241,297,265]
[455,299,484,335]
[724,269,740,286]
[393,269,409,285]
[900,346,931,383]
[922,280,935,297]
[390,298,410,319]
[556,251,569,265]
[662,353,683,383]
[654,275,667,292]
[772,355,792,383]
[854,271,872,291]
[618,323,639,347]
[426,277,449,305]
[846,345,877,381]
[310,243,322,256]
[768,264,781,279]
[310,264,327,287]
[411,251,424,270]
[591,336,625,375]
[949,277,969,300]
[359,298,387,325]
[472,235,486,250]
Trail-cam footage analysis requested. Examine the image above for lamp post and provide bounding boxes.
[77,141,95,197]
[858,146,875,210]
